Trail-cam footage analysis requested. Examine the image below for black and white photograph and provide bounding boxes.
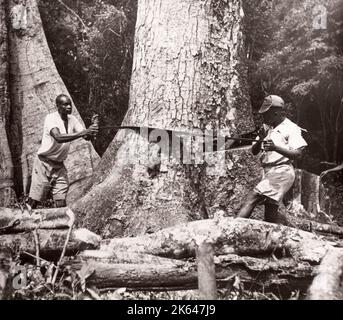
[0,0,343,305]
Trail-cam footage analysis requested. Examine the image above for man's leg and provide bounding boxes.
[51,164,69,208]
[27,156,50,213]
[237,191,265,219]
[264,202,280,223]
[25,197,39,213]
[54,199,66,208]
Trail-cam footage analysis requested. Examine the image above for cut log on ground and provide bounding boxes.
[0,228,101,259]
[292,219,343,238]
[64,253,315,294]
[0,207,75,233]
[79,250,185,266]
[101,217,334,263]
[307,248,343,300]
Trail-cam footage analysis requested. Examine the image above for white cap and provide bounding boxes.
[259,95,285,114]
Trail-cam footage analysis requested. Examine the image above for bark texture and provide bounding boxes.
[74,0,259,237]
[5,0,99,203]
[65,252,315,292]
[0,0,16,206]
[101,217,333,263]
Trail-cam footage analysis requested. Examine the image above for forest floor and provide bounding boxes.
[6,178,343,301]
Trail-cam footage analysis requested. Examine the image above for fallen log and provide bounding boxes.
[0,207,74,233]
[79,250,185,266]
[101,217,334,263]
[293,219,343,238]
[0,228,101,259]
[65,253,315,293]
[307,248,343,300]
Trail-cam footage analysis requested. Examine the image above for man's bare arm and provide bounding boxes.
[320,162,343,178]
[263,141,304,160]
[50,124,98,143]
[252,127,267,156]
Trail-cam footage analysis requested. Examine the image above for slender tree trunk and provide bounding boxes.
[5,0,99,203]
[0,0,16,206]
[0,249,12,300]
[74,0,259,237]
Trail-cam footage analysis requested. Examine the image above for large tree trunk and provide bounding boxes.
[74,0,260,237]
[0,0,16,206]
[4,0,99,203]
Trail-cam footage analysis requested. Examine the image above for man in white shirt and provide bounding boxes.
[237,95,308,223]
[27,94,99,210]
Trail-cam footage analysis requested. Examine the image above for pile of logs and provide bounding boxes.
[1,207,343,300]
[0,207,101,298]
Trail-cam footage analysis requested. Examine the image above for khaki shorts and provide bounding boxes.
[254,164,295,204]
[29,156,69,202]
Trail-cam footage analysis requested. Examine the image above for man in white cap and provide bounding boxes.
[237,95,308,223]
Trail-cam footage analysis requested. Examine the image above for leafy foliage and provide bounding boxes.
[245,0,343,171]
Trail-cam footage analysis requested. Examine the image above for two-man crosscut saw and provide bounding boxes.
[98,125,259,144]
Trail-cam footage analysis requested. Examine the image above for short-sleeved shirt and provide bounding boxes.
[256,118,307,166]
[37,112,84,162]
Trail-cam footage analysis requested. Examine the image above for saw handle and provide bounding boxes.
[89,114,99,141]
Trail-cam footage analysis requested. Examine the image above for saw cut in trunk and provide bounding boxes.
[73,0,259,238]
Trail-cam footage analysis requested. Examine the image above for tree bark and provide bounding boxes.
[101,217,333,263]
[65,252,315,293]
[307,248,343,300]
[74,0,258,238]
[78,250,186,266]
[196,242,217,299]
[0,0,16,206]
[5,0,99,203]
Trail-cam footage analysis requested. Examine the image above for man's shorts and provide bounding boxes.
[254,164,295,204]
[29,156,69,202]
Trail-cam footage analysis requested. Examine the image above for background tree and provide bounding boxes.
[249,0,343,172]
[0,0,16,206]
[0,0,99,205]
